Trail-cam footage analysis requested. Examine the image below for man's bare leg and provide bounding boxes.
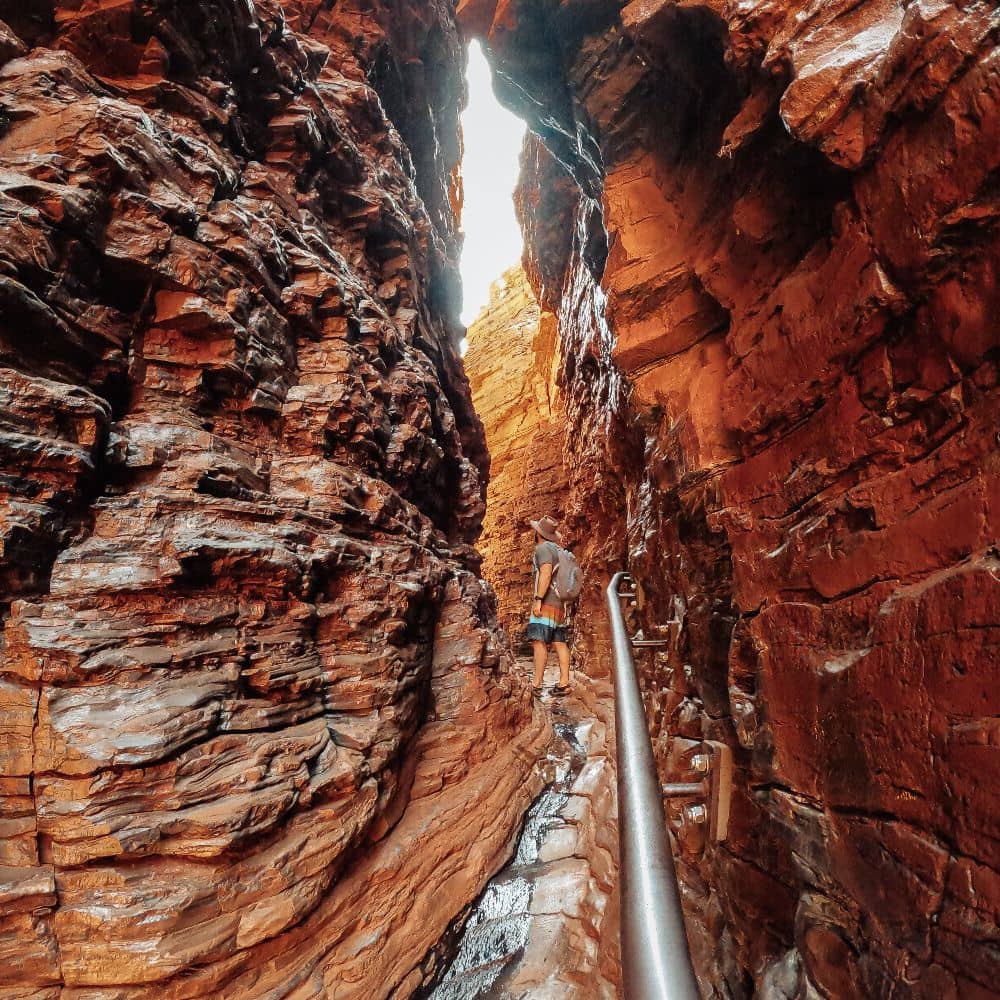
[532,640,548,688]
[553,641,570,687]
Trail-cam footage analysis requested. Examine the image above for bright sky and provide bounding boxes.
[460,41,527,327]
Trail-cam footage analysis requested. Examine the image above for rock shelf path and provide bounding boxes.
[419,666,621,999]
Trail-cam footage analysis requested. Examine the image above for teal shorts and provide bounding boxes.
[525,612,568,645]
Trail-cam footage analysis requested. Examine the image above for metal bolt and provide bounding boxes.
[684,804,708,826]
[663,781,705,798]
[690,753,710,775]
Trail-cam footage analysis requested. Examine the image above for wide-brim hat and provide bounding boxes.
[529,515,561,543]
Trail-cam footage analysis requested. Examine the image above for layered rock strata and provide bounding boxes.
[422,671,622,999]
[497,676,622,998]
[0,3,547,996]
[460,1,1000,996]
[465,259,624,676]
[464,266,564,642]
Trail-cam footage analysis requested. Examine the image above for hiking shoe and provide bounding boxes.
[552,684,570,695]
[531,685,544,698]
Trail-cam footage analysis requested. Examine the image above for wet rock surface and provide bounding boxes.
[461,1,999,996]
[419,666,621,999]
[0,3,546,996]
[2,0,998,995]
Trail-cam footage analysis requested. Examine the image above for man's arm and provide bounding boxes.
[532,561,554,616]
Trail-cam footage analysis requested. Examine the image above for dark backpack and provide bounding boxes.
[552,545,583,602]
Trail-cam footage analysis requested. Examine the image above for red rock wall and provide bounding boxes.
[0,3,549,996]
[464,261,622,679]
[462,1,999,996]
[464,265,565,640]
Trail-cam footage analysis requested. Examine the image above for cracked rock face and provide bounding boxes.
[0,3,547,996]
[464,266,567,644]
[462,0,999,996]
[465,263,620,678]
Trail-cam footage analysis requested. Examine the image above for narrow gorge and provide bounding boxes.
[1,1,997,998]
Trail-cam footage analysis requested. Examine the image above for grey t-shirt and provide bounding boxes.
[533,541,562,607]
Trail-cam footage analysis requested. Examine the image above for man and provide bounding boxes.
[526,514,570,695]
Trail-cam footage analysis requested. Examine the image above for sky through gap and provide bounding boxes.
[459,41,527,328]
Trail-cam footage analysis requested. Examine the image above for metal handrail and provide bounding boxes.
[607,571,701,1000]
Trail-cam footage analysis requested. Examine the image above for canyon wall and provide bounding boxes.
[0,3,549,996]
[461,1,999,996]
[464,265,564,641]
[465,262,617,677]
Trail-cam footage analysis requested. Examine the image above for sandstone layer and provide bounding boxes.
[465,262,622,676]
[497,676,622,999]
[0,3,548,997]
[461,1,999,996]
[422,670,622,999]
[464,266,565,642]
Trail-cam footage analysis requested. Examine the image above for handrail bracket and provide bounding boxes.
[665,739,734,846]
